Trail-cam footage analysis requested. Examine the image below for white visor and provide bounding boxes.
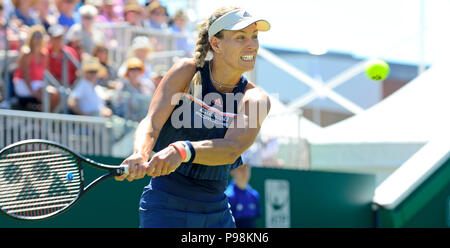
[208,9,270,39]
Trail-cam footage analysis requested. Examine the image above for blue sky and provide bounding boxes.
[167,0,450,65]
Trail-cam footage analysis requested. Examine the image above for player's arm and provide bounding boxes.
[146,83,271,178]
[115,58,196,181]
[192,84,271,165]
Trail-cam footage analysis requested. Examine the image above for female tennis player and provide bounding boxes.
[115,6,271,228]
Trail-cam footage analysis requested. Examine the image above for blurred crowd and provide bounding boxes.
[0,0,288,169]
[0,0,194,121]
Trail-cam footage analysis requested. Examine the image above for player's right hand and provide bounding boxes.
[115,153,148,182]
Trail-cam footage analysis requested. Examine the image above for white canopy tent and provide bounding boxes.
[260,62,449,184]
[259,95,323,140]
[305,63,450,184]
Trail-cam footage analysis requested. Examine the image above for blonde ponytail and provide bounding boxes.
[189,20,210,98]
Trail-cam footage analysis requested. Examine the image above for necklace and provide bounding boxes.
[209,62,238,89]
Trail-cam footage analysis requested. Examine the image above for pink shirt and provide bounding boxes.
[14,52,46,82]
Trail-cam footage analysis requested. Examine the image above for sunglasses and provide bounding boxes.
[151,10,165,16]
[32,32,44,39]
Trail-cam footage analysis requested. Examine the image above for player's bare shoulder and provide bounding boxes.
[243,81,271,112]
[170,58,196,75]
[159,58,196,92]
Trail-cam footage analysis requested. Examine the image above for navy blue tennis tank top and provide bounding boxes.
[149,60,247,201]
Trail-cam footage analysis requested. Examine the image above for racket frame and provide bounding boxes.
[0,139,128,221]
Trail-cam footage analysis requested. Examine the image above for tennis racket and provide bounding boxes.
[0,139,131,221]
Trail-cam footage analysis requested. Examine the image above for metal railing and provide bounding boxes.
[95,22,192,68]
[0,109,112,156]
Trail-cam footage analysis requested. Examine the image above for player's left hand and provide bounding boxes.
[146,145,182,178]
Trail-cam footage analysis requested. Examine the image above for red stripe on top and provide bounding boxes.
[184,94,238,118]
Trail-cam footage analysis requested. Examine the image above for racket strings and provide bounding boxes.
[0,143,82,219]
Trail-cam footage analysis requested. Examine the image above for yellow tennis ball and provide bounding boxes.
[365,59,390,81]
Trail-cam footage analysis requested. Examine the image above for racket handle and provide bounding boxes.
[120,164,129,175]
[119,162,149,176]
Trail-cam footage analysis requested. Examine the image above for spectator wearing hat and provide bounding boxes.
[92,42,119,88]
[65,22,83,60]
[13,25,61,112]
[143,1,169,53]
[123,57,155,95]
[11,0,39,27]
[123,0,143,27]
[67,4,104,55]
[46,23,79,86]
[55,0,80,29]
[144,1,168,30]
[68,56,112,117]
[84,0,102,9]
[118,36,153,81]
[95,0,121,23]
[170,9,194,57]
[113,57,154,121]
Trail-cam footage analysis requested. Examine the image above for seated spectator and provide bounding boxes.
[13,25,60,111]
[144,1,168,52]
[35,0,57,31]
[67,56,112,117]
[144,1,168,30]
[121,57,155,95]
[0,0,21,51]
[65,23,83,60]
[55,0,79,29]
[46,23,79,86]
[123,0,143,27]
[170,9,194,57]
[118,36,153,81]
[11,0,39,27]
[92,42,119,88]
[89,0,116,48]
[67,4,104,55]
[95,0,121,23]
[113,57,154,121]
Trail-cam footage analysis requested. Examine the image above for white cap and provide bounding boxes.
[48,24,65,37]
[79,4,98,18]
[208,9,270,39]
[65,24,82,42]
[130,36,153,52]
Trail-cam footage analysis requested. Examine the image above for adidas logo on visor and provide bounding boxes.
[241,10,251,17]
